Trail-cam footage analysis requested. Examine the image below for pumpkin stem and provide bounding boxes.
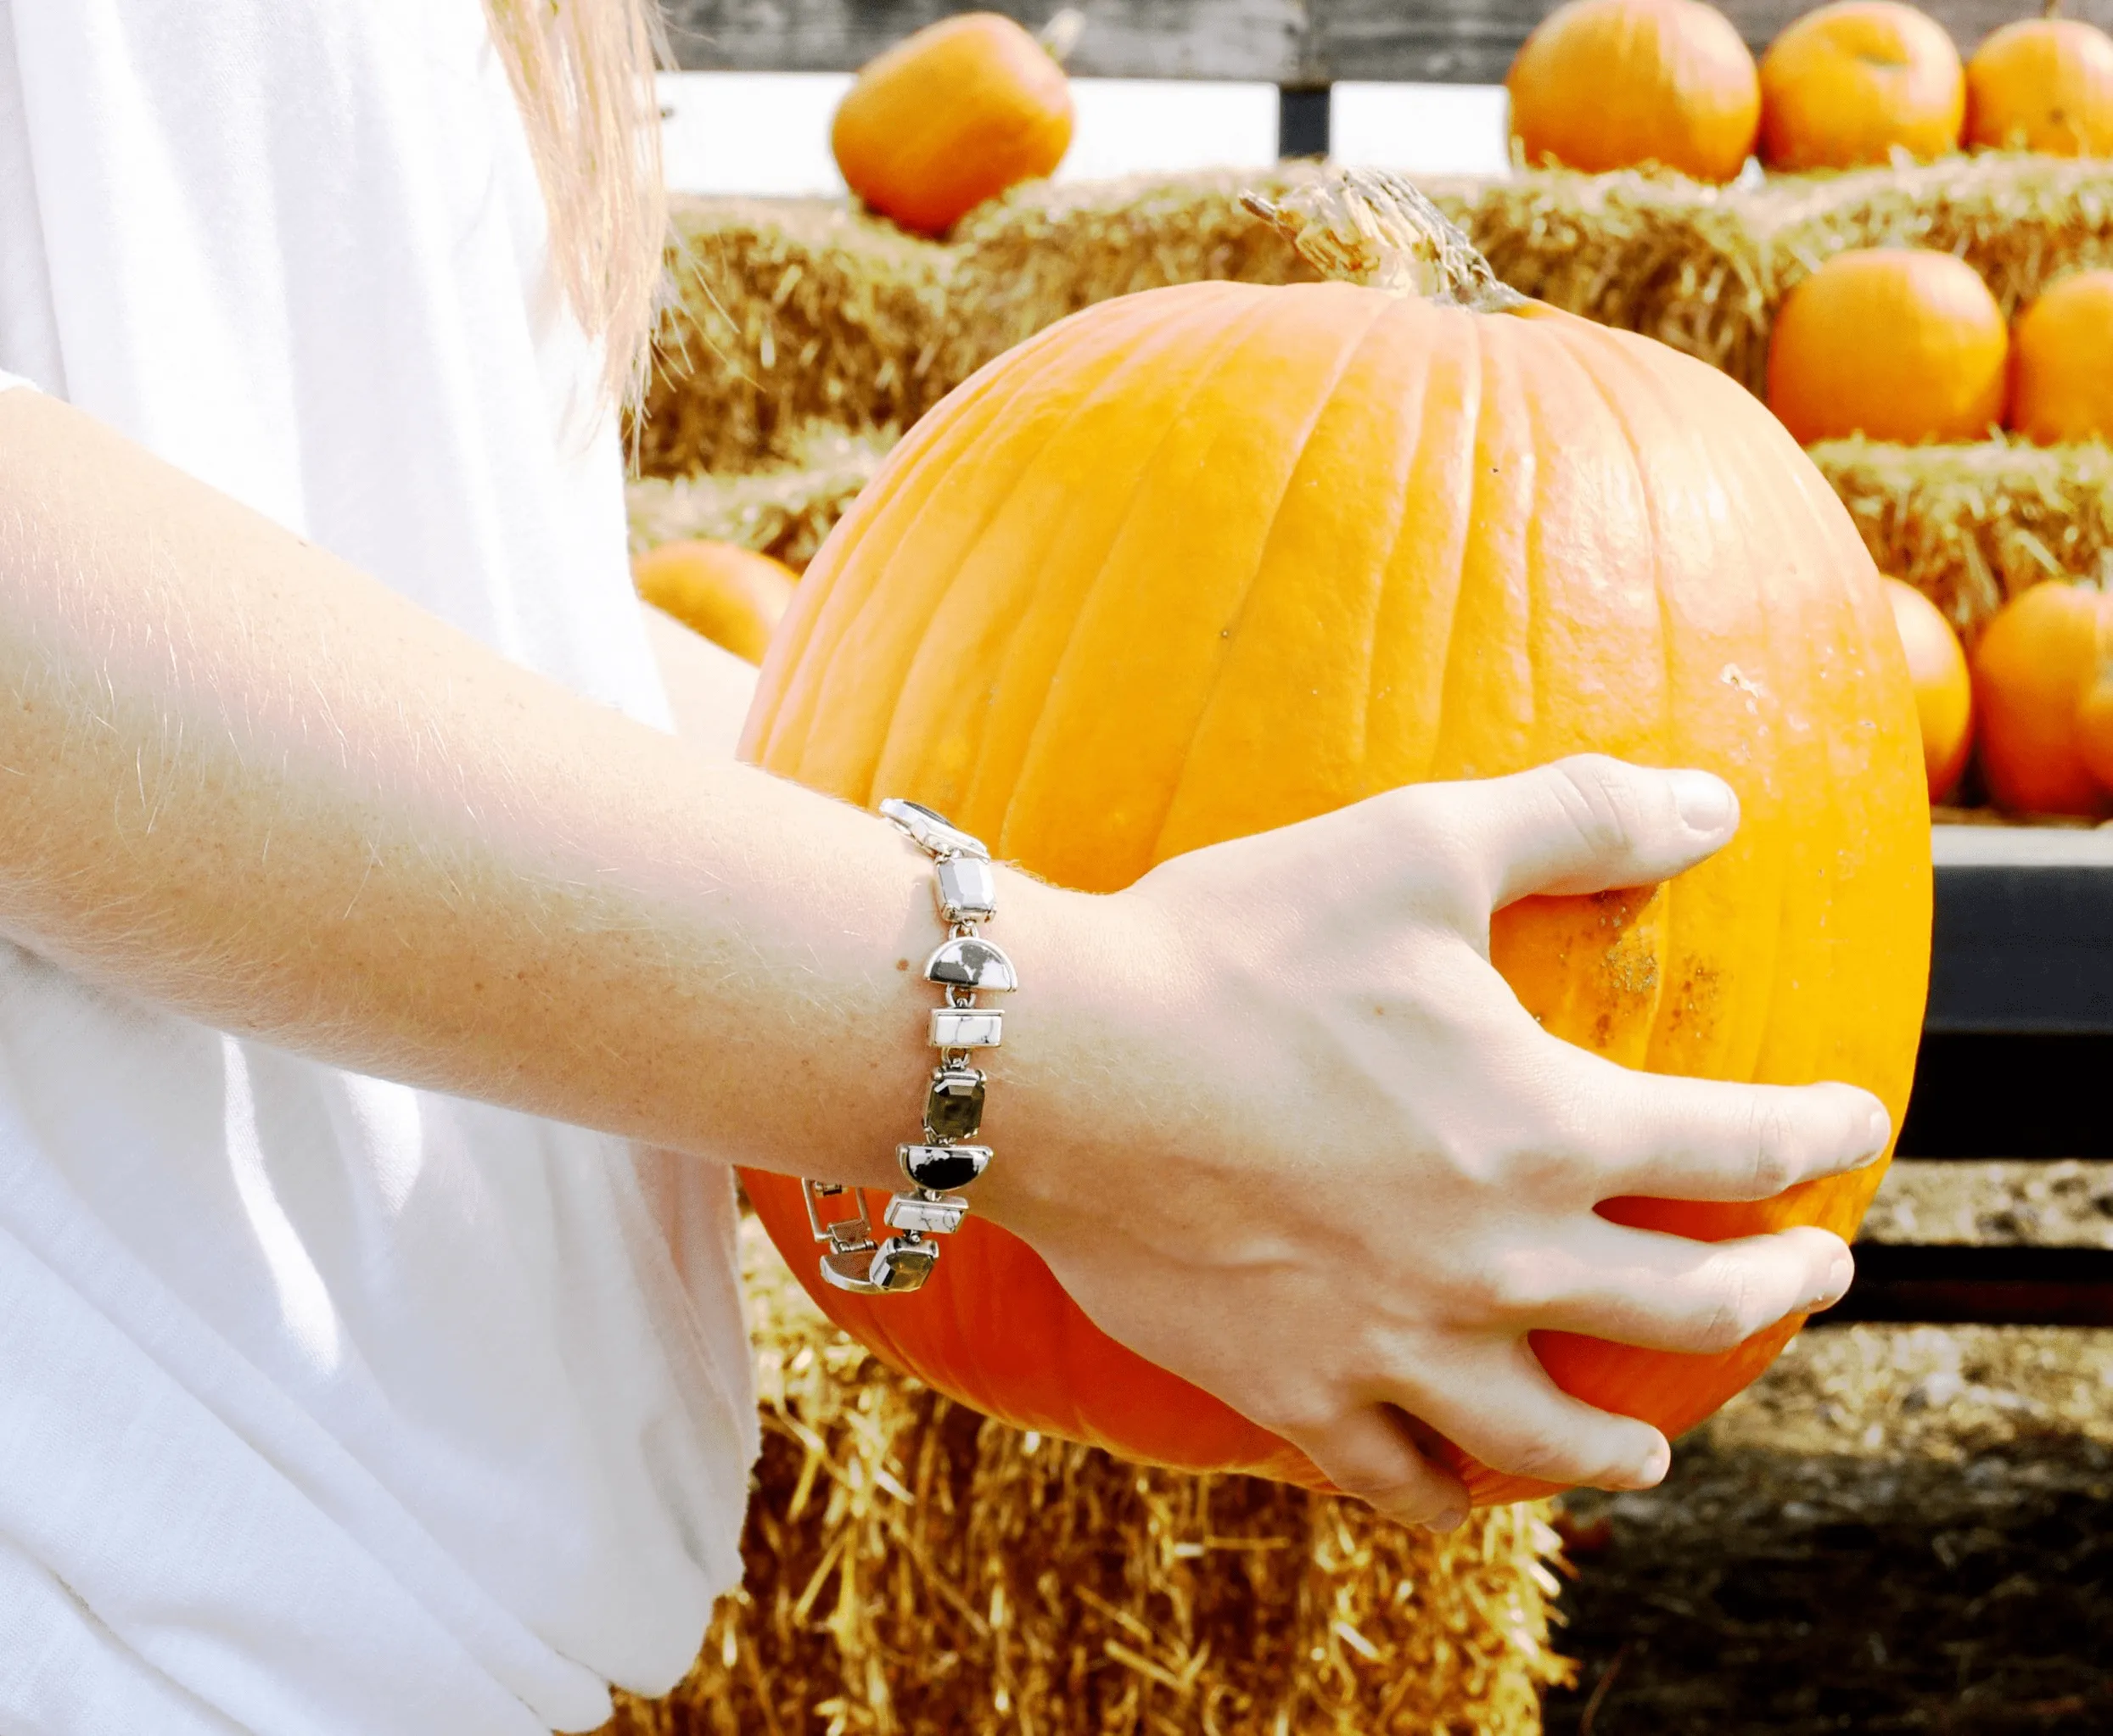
[1038,8,1087,65]
[1241,169,1527,314]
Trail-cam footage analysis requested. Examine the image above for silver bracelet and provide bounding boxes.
[802,798,1016,1296]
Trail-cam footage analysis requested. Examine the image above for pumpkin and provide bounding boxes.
[1970,580,2112,817]
[1965,17,2113,155]
[832,13,1073,238]
[1759,1,1964,169]
[1883,579,1973,801]
[738,173,1931,1509]
[632,539,797,666]
[2077,674,2113,792]
[2010,271,2113,446]
[1766,249,2009,445]
[1506,0,1761,182]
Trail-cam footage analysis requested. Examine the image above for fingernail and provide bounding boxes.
[1670,770,1735,835]
[1809,1250,1855,1311]
[1423,1506,1468,1535]
[1628,1441,1671,1489]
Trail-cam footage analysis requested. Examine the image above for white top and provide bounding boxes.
[0,4,757,1733]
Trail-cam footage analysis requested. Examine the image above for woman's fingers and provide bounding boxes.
[1415,754,1742,915]
[1516,1219,1855,1353]
[1414,1340,1673,1493]
[1566,1061,1891,1204]
[1288,1403,1471,1532]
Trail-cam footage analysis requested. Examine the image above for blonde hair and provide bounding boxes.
[483,0,670,411]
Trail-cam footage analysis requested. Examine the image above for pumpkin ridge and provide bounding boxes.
[1348,308,1443,776]
[1430,306,1515,780]
[1145,288,1402,864]
[751,328,1080,768]
[879,288,1269,832]
[797,296,1180,800]
[994,288,1321,861]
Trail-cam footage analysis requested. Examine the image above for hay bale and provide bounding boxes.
[1808,437,2113,641]
[606,1221,1571,1736]
[940,156,2113,400]
[1454,156,2113,395]
[942,166,1329,381]
[628,423,895,570]
[637,198,956,479]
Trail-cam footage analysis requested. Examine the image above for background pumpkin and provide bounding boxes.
[2009,270,2113,446]
[1766,249,2009,445]
[1970,580,2112,816]
[2077,671,2113,793]
[739,176,1931,1509]
[1759,0,1964,169]
[1506,0,1761,182]
[1964,16,2113,154]
[1885,578,1974,801]
[831,12,1074,238]
[632,538,797,665]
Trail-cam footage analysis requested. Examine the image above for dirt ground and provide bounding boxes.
[1543,1160,2113,1735]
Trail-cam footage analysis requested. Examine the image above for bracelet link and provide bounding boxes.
[807,799,1012,1299]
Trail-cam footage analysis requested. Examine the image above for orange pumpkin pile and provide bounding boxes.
[1507,0,2113,176]
[1767,248,2008,445]
[1885,579,1974,801]
[1966,16,2113,155]
[1506,0,1761,182]
[1970,580,2113,817]
[1758,0,1964,169]
[2009,270,2113,445]
[738,175,1930,1509]
[832,12,1075,236]
[633,539,798,666]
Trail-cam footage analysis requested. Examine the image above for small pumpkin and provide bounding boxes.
[1965,17,2113,155]
[2077,673,2113,792]
[1766,249,2008,445]
[2010,270,2113,446]
[632,539,798,666]
[1970,580,2113,817]
[1506,0,1761,182]
[832,13,1074,238]
[1759,0,1964,169]
[1883,579,1973,801]
[738,172,1931,1509]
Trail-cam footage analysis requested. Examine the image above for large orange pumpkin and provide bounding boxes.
[1972,580,2113,816]
[832,13,1073,238]
[739,176,1931,1508]
[632,539,797,665]
[1766,249,2009,445]
[1759,0,1964,169]
[1884,578,1973,801]
[2010,270,2113,446]
[1965,17,2113,155]
[1506,0,1761,182]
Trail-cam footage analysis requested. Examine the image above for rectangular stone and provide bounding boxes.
[933,854,997,925]
[930,1007,1003,1049]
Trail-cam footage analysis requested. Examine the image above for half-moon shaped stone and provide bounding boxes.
[924,934,1019,993]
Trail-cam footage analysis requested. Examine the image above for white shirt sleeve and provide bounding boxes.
[0,370,31,393]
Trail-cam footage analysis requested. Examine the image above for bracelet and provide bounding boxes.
[802,798,1016,1296]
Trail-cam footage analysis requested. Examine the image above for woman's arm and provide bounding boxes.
[0,389,1886,1526]
[640,598,756,754]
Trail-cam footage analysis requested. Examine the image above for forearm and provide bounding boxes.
[0,390,1111,1194]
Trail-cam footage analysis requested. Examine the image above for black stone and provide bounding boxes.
[924,1068,985,1142]
[903,1145,988,1192]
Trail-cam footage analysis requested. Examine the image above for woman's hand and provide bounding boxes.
[988,756,1886,1532]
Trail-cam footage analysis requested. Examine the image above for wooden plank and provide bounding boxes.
[663,0,2113,84]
